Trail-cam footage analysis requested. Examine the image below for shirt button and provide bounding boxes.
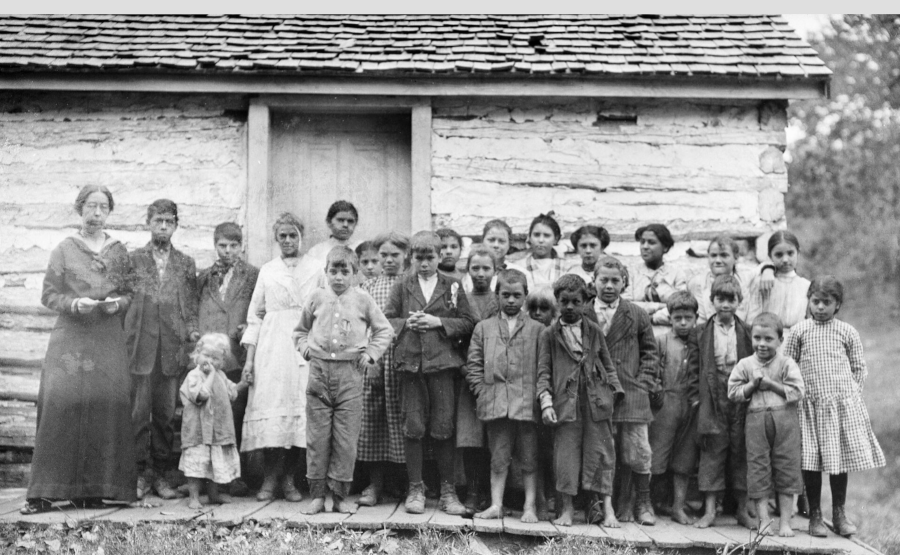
[331,353,336,358]
[335,313,339,317]
[332,339,337,343]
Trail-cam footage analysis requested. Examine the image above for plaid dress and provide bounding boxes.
[783,318,885,474]
[357,275,405,463]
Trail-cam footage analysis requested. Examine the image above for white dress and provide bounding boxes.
[240,256,321,451]
[746,271,811,331]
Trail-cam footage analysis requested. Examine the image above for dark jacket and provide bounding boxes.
[586,298,659,423]
[125,243,199,376]
[383,273,476,374]
[466,314,544,422]
[536,317,624,424]
[197,259,259,372]
[686,316,753,436]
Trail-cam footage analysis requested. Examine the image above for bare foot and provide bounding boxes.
[617,511,634,523]
[778,520,795,537]
[304,497,326,515]
[602,512,620,529]
[537,508,551,522]
[209,492,233,505]
[520,509,538,523]
[695,512,716,528]
[475,505,503,519]
[736,510,755,530]
[334,498,358,514]
[672,508,696,525]
[187,498,203,510]
[552,508,574,527]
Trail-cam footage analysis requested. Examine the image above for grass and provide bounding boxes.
[0,521,664,555]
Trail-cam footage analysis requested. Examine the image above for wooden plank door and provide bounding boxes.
[269,112,412,258]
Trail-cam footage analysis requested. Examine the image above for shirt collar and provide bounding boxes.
[500,310,520,321]
[714,317,735,331]
[418,273,438,284]
[594,297,619,311]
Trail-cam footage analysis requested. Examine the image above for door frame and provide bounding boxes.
[246,95,431,267]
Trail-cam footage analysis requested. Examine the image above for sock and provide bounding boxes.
[435,438,457,485]
[830,473,848,507]
[803,471,822,511]
[405,439,424,483]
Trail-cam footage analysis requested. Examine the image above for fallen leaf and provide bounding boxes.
[15,540,36,549]
[82,531,98,543]
[380,538,399,554]
[327,539,343,551]
[94,547,105,555]
[46,539,61,552]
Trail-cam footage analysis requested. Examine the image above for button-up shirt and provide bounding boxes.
[418,274,438,303]
[560,320,584,357]
[593,297,619,336]
[500,310,520,334]
[728,352,804,411]
[152,245,170,281]
[713,317,738,374]
[293,287,393,363]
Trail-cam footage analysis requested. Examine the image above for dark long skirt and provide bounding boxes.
[27,313,137,502]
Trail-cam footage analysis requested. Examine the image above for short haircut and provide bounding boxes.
[147,199,178,224]
[553,273,589,301]
[272,212,305,239]
[410,230,442,255]
[752,312,784,339]
[495,268,529,295]
[807,275,844,306]
[529,212,561,241]
[768,230,801,256]
[355,240,377,258]
[635,223,675,252]
[74,185,114,215]
[326,246,359,272]
[482,219,513,242]
[326,200,358,223]
[213,222,243,244]
[436,228,463,249]
[710,274,743,303]
[526,287,558,315]
[667,290,699,315]
[570,225,611,251]
[466,244,497,271]
[190,333,231,368]
[594,255,630,289]
[373,230,410,253]
[708,235,740,259]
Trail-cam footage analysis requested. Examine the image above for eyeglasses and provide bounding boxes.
[84,203,110,213]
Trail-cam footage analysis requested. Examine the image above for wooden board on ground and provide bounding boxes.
[96,497,212,524]
[647,517,696,549]
[600,521,654,547]
[712,516,786,553]
[196,499,272,526]
[503,511,559,537]
[247,500,304,524]
[342,500,400,530]
[665,519,732,549]
[567,510,612,540]
[280,497,351,528]
[471,513,504,534]
[384,499,436,530]
[0,488,26,516]
[428,508,472,532]
[16,505,121,526]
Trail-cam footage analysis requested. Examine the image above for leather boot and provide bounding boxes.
[832,505,858,537]
[282,474,303,502]
[439,481,468,516]
[634,473,656,526]
[808,507,828,537]
[405,481,426,514]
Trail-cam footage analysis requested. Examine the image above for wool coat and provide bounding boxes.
[197,259,259,372]
[686,316,753,436]
[586,298,659,423]
[383,273,476,374]
[125,243,199,376]
[466,314,544,422]
[535,317,624,424]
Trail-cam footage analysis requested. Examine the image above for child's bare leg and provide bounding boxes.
[695,492,717,528]
[475,466,507,519]
[521,471,538,523]
[776,493,795,537]
[602,495,620,528]
[735,491,754,529]
[207,482,233,505]
[553,493,574,527]
[755,498,770,532]
[672,473,695,525]
[535,463,549,520]
[187,478,203,510]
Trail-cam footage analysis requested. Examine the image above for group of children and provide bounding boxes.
[170,201,884,539]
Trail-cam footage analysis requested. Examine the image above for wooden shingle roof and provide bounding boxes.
[0,14,829,79]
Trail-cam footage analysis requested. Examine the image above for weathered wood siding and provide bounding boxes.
[431,97,787,265]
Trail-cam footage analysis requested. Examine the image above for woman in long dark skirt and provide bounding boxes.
[23,185,137,513]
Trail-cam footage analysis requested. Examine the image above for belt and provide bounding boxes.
[747,404,790,414]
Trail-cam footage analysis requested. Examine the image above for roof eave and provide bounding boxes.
[0,70,830,100]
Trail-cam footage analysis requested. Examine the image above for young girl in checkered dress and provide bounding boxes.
[782,276,885,538]
[356,231,411,506]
